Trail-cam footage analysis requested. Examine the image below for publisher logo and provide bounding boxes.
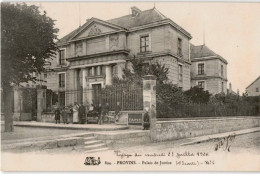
[84,157,101,166]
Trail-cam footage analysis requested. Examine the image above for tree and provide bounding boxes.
[1,2,58,131]
[184,87,211,116]
[119,56,169,85]
[184,86,211,104]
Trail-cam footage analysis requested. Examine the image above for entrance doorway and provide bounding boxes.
[92,84,102,105]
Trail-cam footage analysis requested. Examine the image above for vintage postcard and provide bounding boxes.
[1,1,260,171]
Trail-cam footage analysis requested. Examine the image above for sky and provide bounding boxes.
[29,2,260,94]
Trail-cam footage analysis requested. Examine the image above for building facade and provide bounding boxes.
[190,44,228,95]
[246,76,260,96]
[45,7,192,107]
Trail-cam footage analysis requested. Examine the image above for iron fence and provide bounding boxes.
[46,84,144,111]
[101,84,143,111]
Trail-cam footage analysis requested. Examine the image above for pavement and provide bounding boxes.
[1,120,260,154]
[37,127,260,155]
[1,121,146,153]
[1,121,129,131]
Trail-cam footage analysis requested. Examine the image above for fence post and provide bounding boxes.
[143,75,157,141]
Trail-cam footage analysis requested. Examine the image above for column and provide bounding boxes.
[105,65,112,86]
[97,66,101,76]
[91,67,95,76]
[143,75,157,141]
[73,69,78,104]
[82,68,87,105]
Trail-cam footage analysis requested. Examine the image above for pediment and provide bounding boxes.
[72,19,124,40]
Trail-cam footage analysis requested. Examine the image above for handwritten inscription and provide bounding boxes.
[214,133,236,152]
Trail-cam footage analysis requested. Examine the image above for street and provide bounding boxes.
[1,124,86,142]
[27,131,260,155]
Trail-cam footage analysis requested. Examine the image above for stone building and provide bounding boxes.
[246,76,260,96]
[190,44,228,95]
[45,6,192,107]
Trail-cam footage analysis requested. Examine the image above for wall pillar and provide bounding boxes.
[105,65,112,86]
[13,87,22,121]
[82,40,87,55]
[143,75,157,141]
[37,88,46,121]
[13,87,21,114]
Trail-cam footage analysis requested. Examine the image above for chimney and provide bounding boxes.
[229,82,232,91]
[131,6,141,17]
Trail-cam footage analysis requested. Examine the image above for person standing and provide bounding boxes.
[54,106,60,124]
[97,103,102,125]
[143,108,150,130]
[73,102,79,124]
[61,107,68,124]
[79,103,86,124]
[103,102,110,123]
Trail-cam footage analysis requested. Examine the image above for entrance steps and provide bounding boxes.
[83,136,109,154]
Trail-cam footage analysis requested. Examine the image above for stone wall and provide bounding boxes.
[40,112,55,123]
[152,117,260,142]
[13,113,32,121]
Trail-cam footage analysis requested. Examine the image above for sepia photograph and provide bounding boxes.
[1,1,260,171]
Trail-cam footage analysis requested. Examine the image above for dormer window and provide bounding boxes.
[131,6,141,17]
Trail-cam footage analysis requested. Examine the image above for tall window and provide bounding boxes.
[112,65,118,77]
[59,49,66,65]
[221,65,224,77]
[140,35,149,53]
[59,73,65,88]
[59,91,65,107]
[256,87,259,92]
[178,64,183,82]
[198,81,205,90]
[222,82,224,92]
[100,66,104,75]
[198,63,205,75]
[44,73,47,82]
[88,68,92,77]
[94,66,98,76]
[177,38,182,56]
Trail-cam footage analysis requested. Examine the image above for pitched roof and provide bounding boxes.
[190,44,228,64]
[58,27,83,44]
[246,76,260,89]
[57,17,126,44]
[57,7,191,44]
[107,8,167,29]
